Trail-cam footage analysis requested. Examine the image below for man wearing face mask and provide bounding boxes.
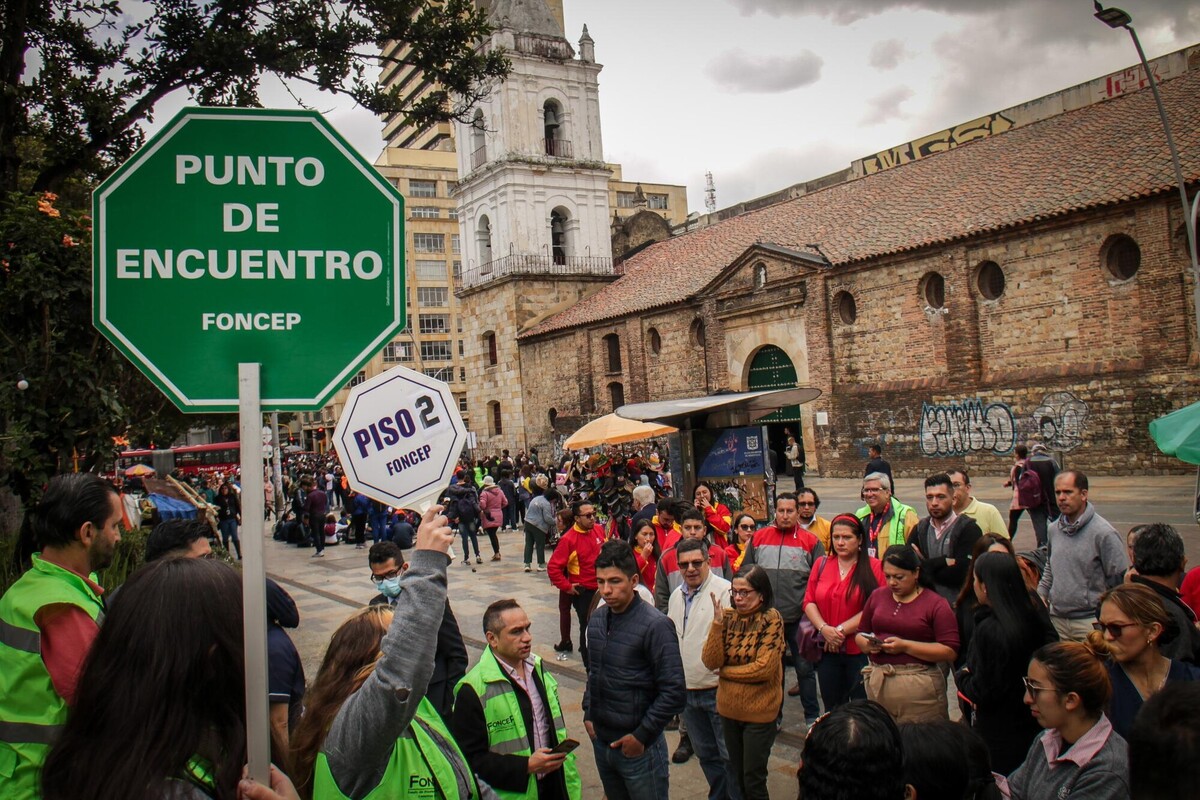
[367,541,468,721]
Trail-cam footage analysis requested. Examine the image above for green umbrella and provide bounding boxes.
[1149,400,1200,465]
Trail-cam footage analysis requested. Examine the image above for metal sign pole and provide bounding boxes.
[238,363,269,784]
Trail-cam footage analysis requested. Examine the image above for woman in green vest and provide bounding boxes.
[40,557,294,800]
[290,507,487,800]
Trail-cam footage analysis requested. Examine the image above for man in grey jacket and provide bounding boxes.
[1037,470,1128,642]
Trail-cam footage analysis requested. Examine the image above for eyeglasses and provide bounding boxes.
[730,589,758,598]
[1093,621,1140,638]
[577,512,595,518]
[862,487,882,494]
[370,568,401,583]
[1022,677,1062,698]
[737,523,756,530]
[678,559,705,571]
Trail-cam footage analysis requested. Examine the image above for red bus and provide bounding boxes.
[112,441,240,478]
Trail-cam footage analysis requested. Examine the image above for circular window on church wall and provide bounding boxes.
[1102,234,1141,281]
[975,261,1006,300]
[919,271,946,310]
[689,318,706,347]
[647,327,662,356]
[834,291,857,324]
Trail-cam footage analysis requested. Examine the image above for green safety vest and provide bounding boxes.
[855,498,918,554]
[455,648,581,800]
[313,696,479,800]
[0,554,104,800]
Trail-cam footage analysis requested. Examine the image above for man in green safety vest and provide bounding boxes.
[0,473,123,799]
[855,471,919,560]
[452,599,581,800]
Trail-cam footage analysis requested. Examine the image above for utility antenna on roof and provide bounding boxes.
[704,171,716,214]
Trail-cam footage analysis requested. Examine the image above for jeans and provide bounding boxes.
[351,514,367,546]
[369,513,387,544]
[218,518,241,559]
[523,522,547,567]
[571,588,596,668]
[682,689,740,800]
[308,516,324,554]
[815,652,868,711]
[1027,506,1050,548]
[459,519,480,559]
[722,717,777,800]
[591,732,669,800]
[782,619,820,720]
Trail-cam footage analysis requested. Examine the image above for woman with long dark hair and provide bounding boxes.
[956,551,1058,773]
[855,544,959,723]
[798,700,906,800]
[41,557,290,800]
[694,481,732,548]
[1007,641,1130,800]
[702,564,783,800]
[632,519,661,592]
[724,513,756,577]
[215,481,242,559]
[803,513,884,710]
[954,533,1016,666]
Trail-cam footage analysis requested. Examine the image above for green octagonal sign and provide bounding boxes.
[94,107,405,412]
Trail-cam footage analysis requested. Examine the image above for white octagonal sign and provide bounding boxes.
[333,366,466,510]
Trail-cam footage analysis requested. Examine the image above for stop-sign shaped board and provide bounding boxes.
[333,366,466,510]
[93,107,405,412]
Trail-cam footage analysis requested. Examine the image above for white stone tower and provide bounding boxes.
[455,1,615,454]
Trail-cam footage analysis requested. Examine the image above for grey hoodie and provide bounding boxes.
[1037,503,1128,619]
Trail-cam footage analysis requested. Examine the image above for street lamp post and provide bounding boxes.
[1094,3,1199,343]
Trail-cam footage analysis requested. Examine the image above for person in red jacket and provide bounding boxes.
[694,482,732,549]
[548,500,607,668]
[653,501,682,552]
[633,520,660,593]
[653,508,730,613]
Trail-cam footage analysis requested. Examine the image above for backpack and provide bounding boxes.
[456,488,479,521]
[1016,463,1043,508]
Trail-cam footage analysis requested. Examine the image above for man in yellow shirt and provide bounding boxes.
[796,488,831,553]
[948,468,1009,539]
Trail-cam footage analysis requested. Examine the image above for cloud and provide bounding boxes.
[868,39,909,70]
[705,48,823,93]
[860,86,914,125]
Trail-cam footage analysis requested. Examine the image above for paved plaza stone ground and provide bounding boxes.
[262,473,1199,798]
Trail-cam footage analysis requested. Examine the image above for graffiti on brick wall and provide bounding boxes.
[1031,391,1089,452]
[857,112,1014,175]
[919,399,1017,457]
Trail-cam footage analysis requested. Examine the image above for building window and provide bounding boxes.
[647,193,669,210]
[424,367,454,382]
[420,341,453,361]
[459,367,465,382]
[413,233,444,253]
[647,327,662,356]
[409,179,437,198]
[415,260,447,281]
[919,271,946,310]
[975,261,1006,300]
[603,333,621,372]
[1102,234,1141,281]
[835,291,857,324]
[551,208,571,264]
[548,408,558,428]
[458,396,468,412]
[478,216,493,265]
[417,287,448,307]
[616,192,639,209]
[451,234,461,254]
[348,370,366,388]
[489,401,503,436]
[689,318,706,348]
[410,206,440,219]
[383,341,414,362]
[484,331,498,366]
[543,99,563,156]
[418,314,450,334]
[754,262,767,290]
[458,339,464,357]
[609,382,625,409]
[453,260,462,278]
[448,208,458,220]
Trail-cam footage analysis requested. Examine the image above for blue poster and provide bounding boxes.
[696,427,766,476]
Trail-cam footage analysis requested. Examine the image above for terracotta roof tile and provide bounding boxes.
[521,70,1199,339]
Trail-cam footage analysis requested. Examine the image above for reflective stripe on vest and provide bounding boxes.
[456,648,581,800]
[313,696,478,800]
[0,555,104,799]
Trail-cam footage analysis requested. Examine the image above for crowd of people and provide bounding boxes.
[2,437,1200,800]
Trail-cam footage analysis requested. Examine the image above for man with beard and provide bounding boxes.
[908,473,983,603]
[0,474,123,797]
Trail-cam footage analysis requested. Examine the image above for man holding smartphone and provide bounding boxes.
[452,599,582,799]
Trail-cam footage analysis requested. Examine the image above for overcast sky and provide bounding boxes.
[156,0,1199,214]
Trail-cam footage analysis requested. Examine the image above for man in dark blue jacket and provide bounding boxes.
[583,540,686,800]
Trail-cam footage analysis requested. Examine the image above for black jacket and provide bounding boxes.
[367,596,467,721]
[582,595,686,746]
[909,515,983,600]
[450,660,569,800]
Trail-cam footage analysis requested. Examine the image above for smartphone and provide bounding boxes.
[860,632,884,646]
[549,738,580,755]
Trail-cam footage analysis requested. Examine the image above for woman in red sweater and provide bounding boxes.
[633,519,660,592]
[694,481,732,549]
[803,514,884,711]
[725,513,757,578]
